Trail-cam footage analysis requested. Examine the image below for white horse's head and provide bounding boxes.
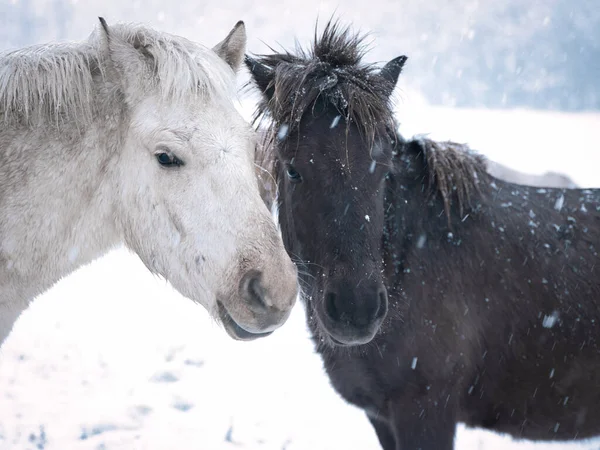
[99,20,297,340]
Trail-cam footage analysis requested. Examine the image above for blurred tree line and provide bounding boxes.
[412,0,600,110]
[0,0,598,111]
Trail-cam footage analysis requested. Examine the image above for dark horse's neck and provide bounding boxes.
[382,138,489,285]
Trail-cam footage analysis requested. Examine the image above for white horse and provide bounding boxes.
[486,160,578,188]
[0,19,298,347]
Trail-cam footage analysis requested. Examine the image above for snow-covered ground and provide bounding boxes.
[0,95,599,450]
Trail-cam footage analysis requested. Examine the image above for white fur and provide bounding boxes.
[0,20,297,346]
[487,160,578,188]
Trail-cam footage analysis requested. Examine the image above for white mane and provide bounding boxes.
[0,22,235,127]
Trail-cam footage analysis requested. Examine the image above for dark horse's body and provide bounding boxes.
[326,139,600,449]
[246,20,600,449]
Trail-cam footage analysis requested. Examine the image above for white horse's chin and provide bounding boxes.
[216,301,274,341]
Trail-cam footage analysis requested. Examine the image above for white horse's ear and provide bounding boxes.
[212,21,246,71]
[98,17,153,102]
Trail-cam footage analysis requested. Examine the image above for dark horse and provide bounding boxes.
[246,20,600,450]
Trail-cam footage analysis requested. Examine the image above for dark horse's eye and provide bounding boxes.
[286,164,302,183]
[156,151,183,167]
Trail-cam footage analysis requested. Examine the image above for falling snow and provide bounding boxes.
[369,160,377,173]
[330,115,341,129]
[554,194,565,212]
[277,124,290,141]
[68,247,79,263]
[172,231,182,247]
[542,311,559,328]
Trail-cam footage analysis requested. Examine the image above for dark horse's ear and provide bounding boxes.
[245,55,275,100]
[380,55,407,97]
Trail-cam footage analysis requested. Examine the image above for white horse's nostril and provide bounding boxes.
[240,270,268,311]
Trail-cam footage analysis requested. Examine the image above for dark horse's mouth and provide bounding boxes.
[329,335,353,346]
[217,301,273,341]
[324,326,380,347]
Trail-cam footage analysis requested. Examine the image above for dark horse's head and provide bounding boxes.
[246,20,407,346]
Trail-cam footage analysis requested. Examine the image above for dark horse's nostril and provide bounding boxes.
[324,283,388,330]
[241,271,266,310]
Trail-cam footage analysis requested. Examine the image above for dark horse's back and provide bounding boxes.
[385,143,600,441]
[455,179,600,439]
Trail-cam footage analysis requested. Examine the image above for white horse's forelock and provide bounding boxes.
[0,22,235,127]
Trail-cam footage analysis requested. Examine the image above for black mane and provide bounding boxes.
[399,139,490,224]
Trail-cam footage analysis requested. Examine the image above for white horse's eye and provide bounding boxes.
[155,151,184,167]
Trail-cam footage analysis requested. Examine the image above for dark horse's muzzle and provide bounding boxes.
[318,277,388,345]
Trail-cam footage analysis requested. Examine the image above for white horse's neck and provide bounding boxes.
[0,115,123,343]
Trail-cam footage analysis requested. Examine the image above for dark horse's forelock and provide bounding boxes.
[250,19,398,151]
